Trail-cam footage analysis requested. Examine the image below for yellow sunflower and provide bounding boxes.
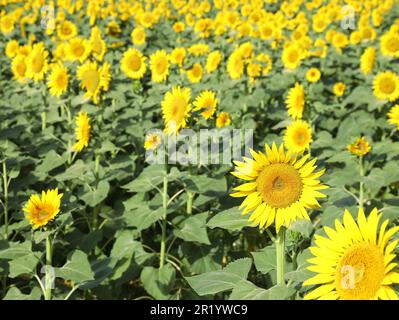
[282,45,303,70]
[360,47,376,75]
[57,20,78,40]
[144,133,162,150]
[231,143,327,231]
[11,54,28,83]
[206,50,222,73]
[380,32,399,58]
[333,82,346,97]
[5,40,19,58]
[161,86,191,135]
[347,137,371,157]
[216,112,232,128]
[74,111,91,152]
[193,90,217,120]
[77,61,111,104]
[131,26,146,46]
[373,71,399,101]
[306,68,321,83]
[388,105,399,129]
[286,83,305,119]
[47,63,69,97]
[25,43,49,82]
[227,50,244,80]
[23,188,63,229]
[170,47,186,66]
[303,208,399,300]
[186,63,203,83]
[90,26,106,61]
[121,48,147,80]
[284,120,313,153]
[66,37,91,62]
[150,50,169,83]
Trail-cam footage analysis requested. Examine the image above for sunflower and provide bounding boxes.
[161,86,191,135]
[173,22,185,33]
[26,43,49,82]
[90,26,106,61]
[380,32,399,58]
[303,208,399,300]
[74,111,91,152]
[150,50,169,83]
[0,15,15,34]
[286,83,305,119]
[66,37,91,62]
[216,112,232,128]
[193,90,217,120]
[131,26,146,45]
[284,120,313,153]
[23,188,63,229]
[47,63,69,97]
[121,48,147,80]
[206,50,222,73]
[388,105,399,129]
[77,61,111,104]
[347,137,371,157]
[333,82,346,97]
[170,47,186,66]
[187,63,203,83]
[360,47,376,75]
[373,71,399,101]
[306,68,321,83]
[230,143,327,231]
[5,40,19,58]
[282,45,303,70]
[227,50,244,80]
[57,20,78,40]
[11,54,28,83]
[106,21,121,37]
[144,133,162,150]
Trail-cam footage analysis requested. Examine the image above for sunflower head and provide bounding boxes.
[187,63,203,83]
[230,143,327,231]
[373,71,399,102]
[193,90,217,120]
[286,83,305,119]
[90,26,106,61]
[282,45,303,70]
[206,50,222,73]
[333,82,346,97]
[77,61,111,104]
[121,48,147,80]
[74,111,91,152]
[227,50,244,80]
[388,104,399,129]
[360,47,376,75]
[11,54,28,83]
[380,31,399,58]
[26,42,49,82]
[303,208,399,300]
[284,120,313,153]
[23,189,63,229]
[131,26,146,45]
[216,112,232,128]
[150,50,170,83]
[144,133,162,150]
[47,63,69,97]
[306,68,321,83]
[347,137,371,157]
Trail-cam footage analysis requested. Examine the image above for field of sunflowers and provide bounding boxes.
[1,0,399,302]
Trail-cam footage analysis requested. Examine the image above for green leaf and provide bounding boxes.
[55,250,94,284]
[123,204,164,232]
[3,287,42,300]
[8,253,40,278]
[140,264,176,300]
[122,164,165,193]
[185,258,252,296]
[251,246,276,274]
[285,249,314,282]
[175,212,210,245]
[207,207,251,231]
[0,241,32,260]
[81,180,110,207]
[229,280,295,300]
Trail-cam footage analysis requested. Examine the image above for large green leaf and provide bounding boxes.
[175,212,210,245]
[55,250,94,284]
[140,264,176,300]
[207,207,251,231]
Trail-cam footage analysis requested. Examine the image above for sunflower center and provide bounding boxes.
[294,130,307,145]
[288,50,299,63]
[256,163,303,208]
[336,242,385,300]
[37,208,51,221]
[72,44,84,57]
[380,77,395,94]
[155,59,167,74]
[128,55,141,71]
[56,74,67,87]
[32,55,44,73]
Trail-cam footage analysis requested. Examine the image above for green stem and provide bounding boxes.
[186,192,193,215]
[92,154,101,230]
[276,227,286,286]
[359,157,364,210]
[159,173,168,268]
[41,111,46,131]
[2,161,8,239]
[45,236,52,300]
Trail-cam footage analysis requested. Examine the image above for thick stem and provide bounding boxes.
[45,236,52,300]
[186,192,193,215]
[275,227,286,286]
[359,157,364,210]
[2,161,8,239]
[41,111,46,131]
[159,174,168,268]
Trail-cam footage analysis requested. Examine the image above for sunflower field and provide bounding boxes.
[1,0,399,302]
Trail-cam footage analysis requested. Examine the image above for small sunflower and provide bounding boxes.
[303,208,399,300]
[47,63,69,97]
[388,105,399,129]
[144,133,162,150]
[373,71,399,102]
[26,43,49,82]
[206,50,222,73]
[11,54,28,83]
[193,90,217,120]
[360,47,376,75]
[121,48,147,80]
[333,82,346,97]
[90,26,106,61]
[23,188,63,229]
[282,45,303,70]
[161,86,191,135]
[74,111,91,152]
[77,61,111,104]
[150,50,169,83]
[131,26,146,46]
[306,68,321,83]
[186,63,203,83]
[5,40,19,58]
[230,143,327,231]
[57,20,78,40]
[347,137,371,157]
[380,32,399,58]
[227,50,244,80]
[170,48,186,66]
[284,120,313,153]
[216,112,232,128]
[66,37,91,62]
[286,83,305,119]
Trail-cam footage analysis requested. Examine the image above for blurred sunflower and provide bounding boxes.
[161,86,191,134]
[77,61,111,104]
[66,37,91,62]
[206,50,222,73]
[306,68,321,83]
[187,63,203,83]
[380,31,399,58]
[360,47,376,75]
[11,54,27,83]
[131,26,146,46]
[284,120,313,153]
[47,63,69,97]
[26,43,49,82]
[286,83,305,119]
[90,26,106,61]
[193,90,217,120]
[227,50,244,80]
[216,112,231,128]
[144,133,162,150]
[170,48,186,66]
[121,48,147,80]
[333,82,346,97]
[347,137,371,157]
[230,143,327,231]
[373,71,399,101]
[23,188,63,229]
[303,208,399,300]
[5,40,19,58]
[282,45,303,70]
[57,20,78,40]
[150,50,169,83]
[74,111,91,152]
[388,105,399,129]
